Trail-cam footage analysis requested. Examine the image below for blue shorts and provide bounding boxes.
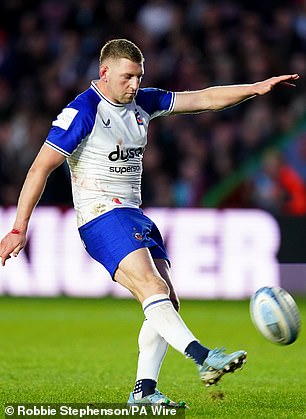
[78,208,170,279]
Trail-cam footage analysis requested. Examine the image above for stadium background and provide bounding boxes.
[0,0,306,295]
[0,2,305,417]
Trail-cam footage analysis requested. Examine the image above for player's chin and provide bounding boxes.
[121,94,135,104]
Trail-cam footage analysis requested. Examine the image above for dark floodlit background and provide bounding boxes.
[0,0,306,295]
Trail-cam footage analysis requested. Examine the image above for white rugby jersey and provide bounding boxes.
[45,81,176,226]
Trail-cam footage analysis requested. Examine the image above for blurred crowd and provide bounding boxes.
[0,0,306,215]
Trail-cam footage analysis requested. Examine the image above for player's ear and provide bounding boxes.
[99,64,108,81]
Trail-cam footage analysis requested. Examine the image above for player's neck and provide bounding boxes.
[95,80,108,97]
[95,80,117,104]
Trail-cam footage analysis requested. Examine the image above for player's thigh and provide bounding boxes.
[115,248,169,301]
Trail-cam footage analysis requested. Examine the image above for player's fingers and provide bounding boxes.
[12,244,22,257]
[281,81,297,87]
[278,74,299,85]
[278,74,299,80]
[269,75,299,90]
[269,74,297,85]
[1,254,11,266]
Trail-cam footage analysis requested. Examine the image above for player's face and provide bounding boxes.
[101,58,144,104]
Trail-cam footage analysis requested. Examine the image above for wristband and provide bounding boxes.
[11,229,20,235]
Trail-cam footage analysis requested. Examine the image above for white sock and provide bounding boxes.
[142,294,197,354]
[136,319,168,382]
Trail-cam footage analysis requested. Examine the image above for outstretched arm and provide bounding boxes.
[173,74,299,114]
[0,144,65,266]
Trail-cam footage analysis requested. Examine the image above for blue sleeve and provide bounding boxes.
[45,88,100,156]
[135,88,176,119]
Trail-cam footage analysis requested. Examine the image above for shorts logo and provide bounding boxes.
[134,232,143,241]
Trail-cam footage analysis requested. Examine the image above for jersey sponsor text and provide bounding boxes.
[108,145,145,162]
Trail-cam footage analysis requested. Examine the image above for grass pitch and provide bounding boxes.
[0,296,305,418]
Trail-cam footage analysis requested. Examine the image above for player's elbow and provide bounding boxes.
[27,161,54,181]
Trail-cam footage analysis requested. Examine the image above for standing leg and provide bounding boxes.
[133,320,168,399]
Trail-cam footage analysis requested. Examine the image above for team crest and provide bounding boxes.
[134,232,143,240]
[135,110,143,125]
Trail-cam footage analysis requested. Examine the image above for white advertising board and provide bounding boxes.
[0,207,280,298]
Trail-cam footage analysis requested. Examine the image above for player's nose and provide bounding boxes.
[130,77,140,91]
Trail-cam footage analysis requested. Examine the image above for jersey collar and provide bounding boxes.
[91,80,125,107]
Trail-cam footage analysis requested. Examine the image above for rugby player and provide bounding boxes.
[0,39,299,407]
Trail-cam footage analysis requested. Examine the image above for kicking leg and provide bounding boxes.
[116,248,246,389]
[115,249,208,355]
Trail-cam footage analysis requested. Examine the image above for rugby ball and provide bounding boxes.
[250,286,300,345]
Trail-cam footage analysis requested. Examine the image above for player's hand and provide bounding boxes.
[254,74,300,95]
[0,230,27,266]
